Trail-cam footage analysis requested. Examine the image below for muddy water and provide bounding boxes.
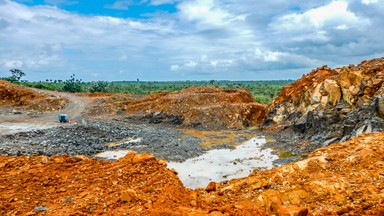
[93,137,278,189]
[167,137,278,189]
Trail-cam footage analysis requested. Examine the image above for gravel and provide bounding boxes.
[0,120,205,162]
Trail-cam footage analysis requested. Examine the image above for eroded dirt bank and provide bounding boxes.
[0,132,383,215]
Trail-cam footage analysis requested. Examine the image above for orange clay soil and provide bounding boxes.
[1,132,383,216]
[122,86,266,129]
[0,81,67,112]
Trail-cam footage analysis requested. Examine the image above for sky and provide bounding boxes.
[0,0,383,81]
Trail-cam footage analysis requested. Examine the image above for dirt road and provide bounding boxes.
[0,90,90,134]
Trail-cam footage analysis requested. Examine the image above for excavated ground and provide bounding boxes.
[1,62,384,216]
[120,87,266,129]
[0,80,67,112]
[0,133,383,215]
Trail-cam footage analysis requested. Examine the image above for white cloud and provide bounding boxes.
[361,0,378,4]
[177,0,231,28]
[0,0,383,81]
[3,60,24,68]
[170,64,180,71]
[184,60,198,68]
[271,1,365,31]
[105,0,132,10]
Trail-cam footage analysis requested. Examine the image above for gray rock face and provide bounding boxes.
[291,98,384,146]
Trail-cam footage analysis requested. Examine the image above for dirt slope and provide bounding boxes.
[1,132,383,215]
[0,81,68,112]
[203,132,384,215]
[123,87,266,129]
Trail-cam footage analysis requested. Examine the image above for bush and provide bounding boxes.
[90,81,108,93]
[62,74,83,93]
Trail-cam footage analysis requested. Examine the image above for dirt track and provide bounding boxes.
[0,88,90,134]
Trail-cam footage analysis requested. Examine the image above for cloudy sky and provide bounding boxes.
[0,0,383,81]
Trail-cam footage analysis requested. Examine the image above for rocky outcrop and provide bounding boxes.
[264,58,384,148]
[123,87,266,129]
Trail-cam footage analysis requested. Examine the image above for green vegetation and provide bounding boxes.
[1,70,293,104]
[22,79,291,104]
[62,74,83,93]
[0,68,26,83]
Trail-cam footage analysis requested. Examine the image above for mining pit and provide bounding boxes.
[1,58,384,216]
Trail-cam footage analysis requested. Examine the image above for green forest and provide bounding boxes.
[2,70,293,104]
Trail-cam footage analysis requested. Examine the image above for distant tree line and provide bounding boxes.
[1,69,293,104]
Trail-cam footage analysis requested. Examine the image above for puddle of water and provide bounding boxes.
[167,136,278,189]
[93,136,278,189]
[0,123,57,135]
[95,150,133,160]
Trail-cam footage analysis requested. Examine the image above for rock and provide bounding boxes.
[34,206,48,212]
[74,155,89,161]
[120,189,136,202]
[132,153,156,164]
[12,109,22,114]
[205,182,216,193]
[377,96,384,119]
[265,58,384,153]
[277,205,309,216]
[323,79,341,106]
[158,158,167,166]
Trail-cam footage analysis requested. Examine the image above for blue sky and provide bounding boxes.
[0,0,383,81]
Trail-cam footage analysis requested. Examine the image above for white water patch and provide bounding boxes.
[95,150,133,160]
[0,123,57,135]
[167,136,278,189]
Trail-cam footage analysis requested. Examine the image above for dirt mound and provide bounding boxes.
[197,132,384,215]
[123,87,266,129]
[0,81,68,112]
[0,152,265,215]
[78,92,140,118]
[1,132,383,215]
[264,58,384,147]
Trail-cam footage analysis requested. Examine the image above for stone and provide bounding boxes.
[323,79,341,106]
[74,155,89,161]
[277,205,309,216]
[158,158,167,166]
[377,96,384,119]
[132,153,156,164]
[205,182,217,193]
[121,189,136,202]
[349,85,360,96]
[34,206,48,212]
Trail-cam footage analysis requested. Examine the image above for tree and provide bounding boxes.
[90,81,108,93]
[10,68,26,82]
[62,74,83,93]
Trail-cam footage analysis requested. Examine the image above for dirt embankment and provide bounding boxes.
[78,92,140,118]
[1,132,383,215]
[122,87,266,129]
[0,81,68,112]
[265,58,384,149]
